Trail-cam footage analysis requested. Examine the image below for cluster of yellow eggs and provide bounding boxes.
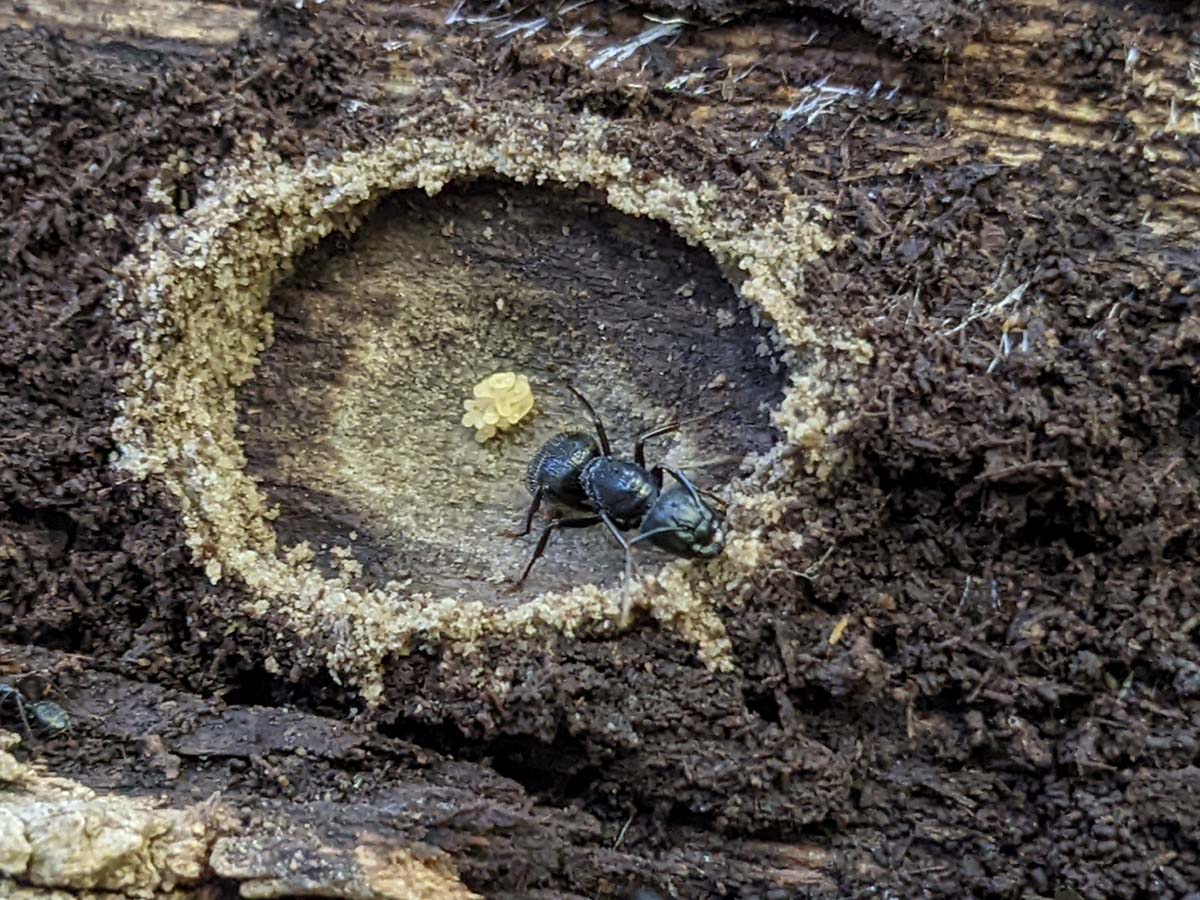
[462,372,535,442]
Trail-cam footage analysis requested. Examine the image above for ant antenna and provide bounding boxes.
[561,379,612,456]
[664,467,705,509]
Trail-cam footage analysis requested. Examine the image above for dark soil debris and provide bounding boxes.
[2,1,1199,898]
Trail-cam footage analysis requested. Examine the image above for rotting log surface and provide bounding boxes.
[2,1,1199,898]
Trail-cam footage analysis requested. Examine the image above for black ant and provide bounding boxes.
[0,682,70,740]
[509,382,725,616]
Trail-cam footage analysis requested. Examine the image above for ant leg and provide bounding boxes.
[634,421,683,468]
[661,467,706,508]
[506,515,601,592]
[562,381,611,456]
[504,486,544,538]
[0,686,33,740]
[648,464,665,492]
[599,513,638,625]
[598,513,635,581]
[633,420,681,468]
[634,407,729,467]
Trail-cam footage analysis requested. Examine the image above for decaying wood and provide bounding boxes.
[0,0,254,50]
[2,0,1198,897]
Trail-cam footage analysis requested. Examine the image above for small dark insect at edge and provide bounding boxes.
[0,683,71,740]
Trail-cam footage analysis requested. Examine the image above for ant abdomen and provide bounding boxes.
[526,431,599,509]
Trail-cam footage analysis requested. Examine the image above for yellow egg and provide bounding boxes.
[509,393,534,421]
[493,395,518,420]
[463,372,535,441]
[474,371,517,399]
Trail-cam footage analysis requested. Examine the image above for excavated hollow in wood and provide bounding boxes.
[238,181,786,603]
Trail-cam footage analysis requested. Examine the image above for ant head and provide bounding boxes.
[640,486,725,559]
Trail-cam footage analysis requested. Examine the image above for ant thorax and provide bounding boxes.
[579,457,658,527]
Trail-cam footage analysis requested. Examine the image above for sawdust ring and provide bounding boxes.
[111,112,869,702]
